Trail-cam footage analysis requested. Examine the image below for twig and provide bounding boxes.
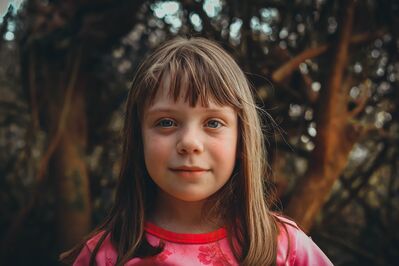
[28,51,40,130]
[348,79,371,118]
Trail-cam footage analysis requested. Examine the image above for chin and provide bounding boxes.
[172,192,210,203]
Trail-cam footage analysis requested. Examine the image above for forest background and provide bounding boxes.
[0,0,398,265]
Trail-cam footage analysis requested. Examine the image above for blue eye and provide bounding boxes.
[206,120,223,128]
[157,119,176,128]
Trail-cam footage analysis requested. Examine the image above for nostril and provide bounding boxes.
[176,140,204,154]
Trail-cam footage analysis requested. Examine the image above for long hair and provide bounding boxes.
[61,37,279,265]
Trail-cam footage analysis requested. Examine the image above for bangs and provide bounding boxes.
[144,46,243,110]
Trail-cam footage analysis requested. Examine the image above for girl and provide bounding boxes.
[61,37,333,265]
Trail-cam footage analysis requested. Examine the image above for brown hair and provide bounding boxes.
[61,37,280,265]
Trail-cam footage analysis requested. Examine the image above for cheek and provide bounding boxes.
[143,132,173,164]
[210,134,238,165]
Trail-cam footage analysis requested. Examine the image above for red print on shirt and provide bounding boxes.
[105,257,114,266]
[197,244,231,266]
[156,249,173,262]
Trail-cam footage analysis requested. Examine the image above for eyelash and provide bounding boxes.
[206,120,223,128]
[156,119,176,128]
[155,119,224,129]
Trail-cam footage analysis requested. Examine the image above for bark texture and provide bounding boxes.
[2,0,148,250]
[285,0,359,232]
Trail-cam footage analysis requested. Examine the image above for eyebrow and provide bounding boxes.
[146,107,231,115]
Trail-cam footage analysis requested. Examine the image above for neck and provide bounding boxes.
[149,190,221,234]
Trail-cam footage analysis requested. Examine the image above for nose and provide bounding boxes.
[176,126,204,154]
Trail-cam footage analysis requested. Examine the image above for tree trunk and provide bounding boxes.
[47,71,91,249]
[286,0,358,232]
[6,0,149,250]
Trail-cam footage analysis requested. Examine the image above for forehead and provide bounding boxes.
[145,85,225,112]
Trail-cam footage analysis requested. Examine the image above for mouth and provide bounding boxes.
[170,166,209,172]
[169,166,210,177]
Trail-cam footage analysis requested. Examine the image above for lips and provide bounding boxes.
[170,166,209,171]
[169,166,209,178]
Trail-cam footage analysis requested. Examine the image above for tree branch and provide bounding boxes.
[272,31,386,84]
[348,79,371,118]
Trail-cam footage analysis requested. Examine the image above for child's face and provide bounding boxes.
[141,88,238,203]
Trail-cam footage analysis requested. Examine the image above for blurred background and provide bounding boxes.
[0,0,398,265]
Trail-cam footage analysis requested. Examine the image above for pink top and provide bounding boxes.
[73,216,333,265]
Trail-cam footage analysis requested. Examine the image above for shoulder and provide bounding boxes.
[274,214,299,265]
[73,231,117,266]
[274,214,333,266]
